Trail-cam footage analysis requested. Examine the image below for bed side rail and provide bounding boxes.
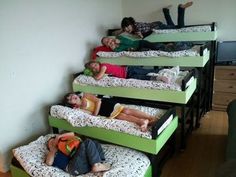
[184,22,216,31]
[181,69,196,91]
[151,108,176,139]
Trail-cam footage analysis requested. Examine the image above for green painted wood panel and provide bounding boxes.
[48,116,178,154]
[97,51,209,67]
[73,79,197,104]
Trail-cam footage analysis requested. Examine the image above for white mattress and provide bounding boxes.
[74,70,190,91]
[50,104,167,139]
[152,25,212,34]
[13,135,150,177]
[97,45,201,58]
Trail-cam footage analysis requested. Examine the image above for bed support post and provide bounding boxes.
[195,67,202,128]
[52,127,59,134]
[180,104,186,150]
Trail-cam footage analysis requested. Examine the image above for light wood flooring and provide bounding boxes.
[0,111,228,177]
[161,111,228,177]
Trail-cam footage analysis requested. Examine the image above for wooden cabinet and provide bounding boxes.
[212,66,236,111]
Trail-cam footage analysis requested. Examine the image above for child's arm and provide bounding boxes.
[94,65,107,80]
[84,93,102,116]
[45,144,58,166]
[56,132,75,141]
[135,31,143,39]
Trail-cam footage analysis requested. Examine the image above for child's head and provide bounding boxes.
[101,37,116,49]
[63,93,82,108]
[84,61,101,75]
[121,17,135,33]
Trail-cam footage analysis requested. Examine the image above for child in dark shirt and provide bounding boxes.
[46,132,110,175]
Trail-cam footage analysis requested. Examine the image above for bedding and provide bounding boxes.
[74,70,190,92]
[13,135,150,177]
[97,45,201,58]
[152,25,212,34]
[50,104,167,139]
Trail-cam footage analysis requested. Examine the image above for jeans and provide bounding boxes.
[138,40,166,51]
[127,66,160,80]
[138,40,193,52]
[164,42,193,52]
[67,139,105,175]
[161,5,185,29]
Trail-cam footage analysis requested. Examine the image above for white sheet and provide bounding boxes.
[97,46,201,58]
[13,135,150,177]
[152,25,212,34]
[50,104,167,139]
[74,70,190,91]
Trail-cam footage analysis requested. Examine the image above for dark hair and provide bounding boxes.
[121,17,136,29]
[63,92,81,108]
[101,37,106,46]
[84,61,101,75]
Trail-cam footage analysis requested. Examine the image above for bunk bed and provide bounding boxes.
[97,44,209,67]
[115,23,217,42]
[72,69,195,151]
[73,70,196,104]
[48,99,177,177]
[107,22,217,128]
[11,134,152,177]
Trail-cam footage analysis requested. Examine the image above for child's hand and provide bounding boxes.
[136,32,143,39]
[115,39,120,44]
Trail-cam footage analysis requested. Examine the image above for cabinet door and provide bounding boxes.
[212,92,236,111]
[214,66,236,80]
[214,80,236,93]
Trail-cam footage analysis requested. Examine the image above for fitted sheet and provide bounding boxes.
[13,135,150,177]
[50,104,168,139]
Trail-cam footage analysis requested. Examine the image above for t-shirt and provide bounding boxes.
[114,36,139,52]
[101,63,127,78]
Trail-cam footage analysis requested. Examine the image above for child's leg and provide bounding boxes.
[117,112,149,132]
[67,142,90,175]
[177,2,193,28]
[122,108,157,126]
[162,6,175,27]
[92,140,105,161]
[83,139,110,172]
[127,65,161,80]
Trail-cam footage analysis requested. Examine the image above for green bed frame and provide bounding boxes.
[97,50,209,67]
[119,23,217,42]
[10,163,152,177]
[48,115,178,155]
[144,31,217,42]
[73,77,196,104]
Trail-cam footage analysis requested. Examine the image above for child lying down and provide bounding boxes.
[64,92,158,132]
[46,132,110,175]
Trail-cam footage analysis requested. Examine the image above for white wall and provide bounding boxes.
[122,0,236,41]
[0,0,122,172]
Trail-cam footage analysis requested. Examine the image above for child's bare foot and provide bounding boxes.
[180,1,193,9]
[92,163,111,173]
[140,119,149,132]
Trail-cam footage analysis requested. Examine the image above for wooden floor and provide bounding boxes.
[0,111,228,177]
[161,111,228,177]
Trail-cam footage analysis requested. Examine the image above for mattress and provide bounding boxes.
[97,45,201,58]
[12,135,151,177]
[143,24,217,42]
[50,104,167,139]
[97,45,210,67]
[74,70,190,92]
